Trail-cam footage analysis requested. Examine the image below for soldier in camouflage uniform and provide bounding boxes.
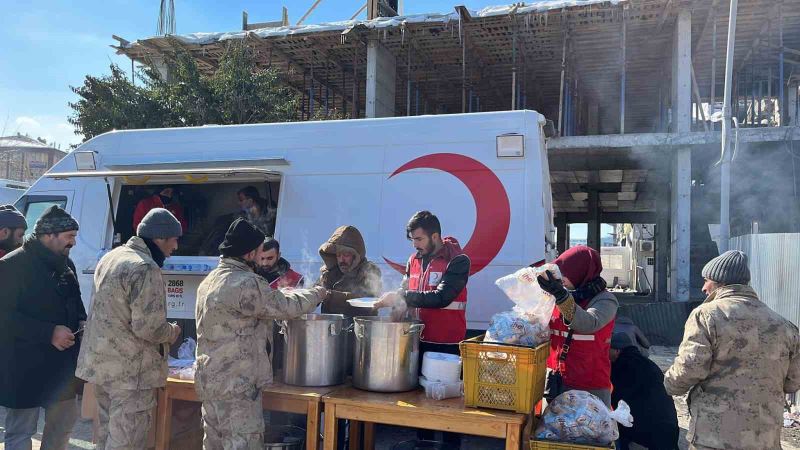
[76,208,183,449]
[195,218,326,450]
[665,251,800,450]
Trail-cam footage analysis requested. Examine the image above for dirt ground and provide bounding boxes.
[2,346,800,449]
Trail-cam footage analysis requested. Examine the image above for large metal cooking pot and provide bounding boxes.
[352,317,425,392]
[280,314,350,386]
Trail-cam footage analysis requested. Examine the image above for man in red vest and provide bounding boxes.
[376,210,470,356]
[376,211,469,445]
[257,237,304,289]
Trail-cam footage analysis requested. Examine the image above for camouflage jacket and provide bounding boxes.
[76,237,175,390]
[195,257,323,401]
[664,284,800,449]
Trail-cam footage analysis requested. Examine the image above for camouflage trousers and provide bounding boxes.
[202,394,264,450]
[94,386,156,450]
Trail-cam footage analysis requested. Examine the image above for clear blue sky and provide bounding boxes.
[0,0,507,148]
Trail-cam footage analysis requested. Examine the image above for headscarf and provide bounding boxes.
[553,245,603,288]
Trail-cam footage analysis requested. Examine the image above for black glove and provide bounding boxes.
[536,270,570,304]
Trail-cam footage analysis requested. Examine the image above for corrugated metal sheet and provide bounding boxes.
[731,233,800,327]
[617,302,700,346]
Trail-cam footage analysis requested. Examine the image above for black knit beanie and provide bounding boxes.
[219,218,265,257]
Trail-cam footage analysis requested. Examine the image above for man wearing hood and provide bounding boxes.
[77,208,183,449]
[665,251,800,450]
[195,218,327,449]
[0,206,84,450]
[316,225,383,317]
[0,204,27,258]
[257,237,304,289]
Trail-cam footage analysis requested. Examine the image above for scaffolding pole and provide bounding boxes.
[720,0,739,253]
[557,18,568,135]
[710,2,718,130]
[620,5,627,134]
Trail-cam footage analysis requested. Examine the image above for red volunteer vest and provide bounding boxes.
[546,294,615,390]
[407,240,467,344]
[269,269,304,290]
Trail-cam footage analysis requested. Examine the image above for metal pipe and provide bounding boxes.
[720,0,739,253]
[511,20,518,111]
[620,6,627,134]
[557,29,567,135]
[406,45,412,116]
[711,3,718,130]
[780,3,785,125]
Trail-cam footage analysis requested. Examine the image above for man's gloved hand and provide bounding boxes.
[536,270,570,304]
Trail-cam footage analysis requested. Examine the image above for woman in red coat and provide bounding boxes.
[537,246,618,406]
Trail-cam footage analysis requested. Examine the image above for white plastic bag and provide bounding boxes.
[535,390,634,445]
[178,337,197,360]
[485,311,550,346]
[489,264,561,346]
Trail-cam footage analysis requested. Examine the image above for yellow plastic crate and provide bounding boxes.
[459,335,549,413]
[530,440,614,450]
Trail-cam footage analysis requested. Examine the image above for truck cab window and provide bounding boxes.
[16,196,68,233]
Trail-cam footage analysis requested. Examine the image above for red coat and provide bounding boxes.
[547,294,616,390]
[132,195,188,234]
[407,238,468,344]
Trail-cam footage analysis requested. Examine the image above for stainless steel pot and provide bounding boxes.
[280,314,350,386]
[352,317,425,392]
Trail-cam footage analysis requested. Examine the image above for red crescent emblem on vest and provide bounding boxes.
[383,153,511,276]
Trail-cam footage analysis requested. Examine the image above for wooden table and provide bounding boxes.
[156,378,339,450]
[322,386,529,450]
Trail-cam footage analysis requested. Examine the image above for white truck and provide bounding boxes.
[0,179,29,206]
[17,111,554,330]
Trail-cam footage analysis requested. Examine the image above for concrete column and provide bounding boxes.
[671,9,692,133]
[788,81,800,126]
[656,205,670,301]
[587,103,599,135]
[668,9,692,301]
[670,148,692,301]
[366,38,396,118]
[555,214,568,254]
[587,191,601,251]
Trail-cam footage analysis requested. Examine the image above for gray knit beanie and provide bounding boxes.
[137,208,183,239]
[34,205,79,235]
[701,250,750,285]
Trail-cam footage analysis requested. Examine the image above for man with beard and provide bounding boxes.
[375,211,469,446]
[0,205,85,450]
[77,208,182,449]
[376,211,470,355]
[315,225,383,317]
[257,237,304,289]
[0,204,27,257]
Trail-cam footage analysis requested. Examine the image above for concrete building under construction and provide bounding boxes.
[113,0,800,341]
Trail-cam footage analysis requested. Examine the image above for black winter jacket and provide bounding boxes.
[0,238,85,408]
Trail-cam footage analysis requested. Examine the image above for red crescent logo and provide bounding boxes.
[383,153,511,276]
